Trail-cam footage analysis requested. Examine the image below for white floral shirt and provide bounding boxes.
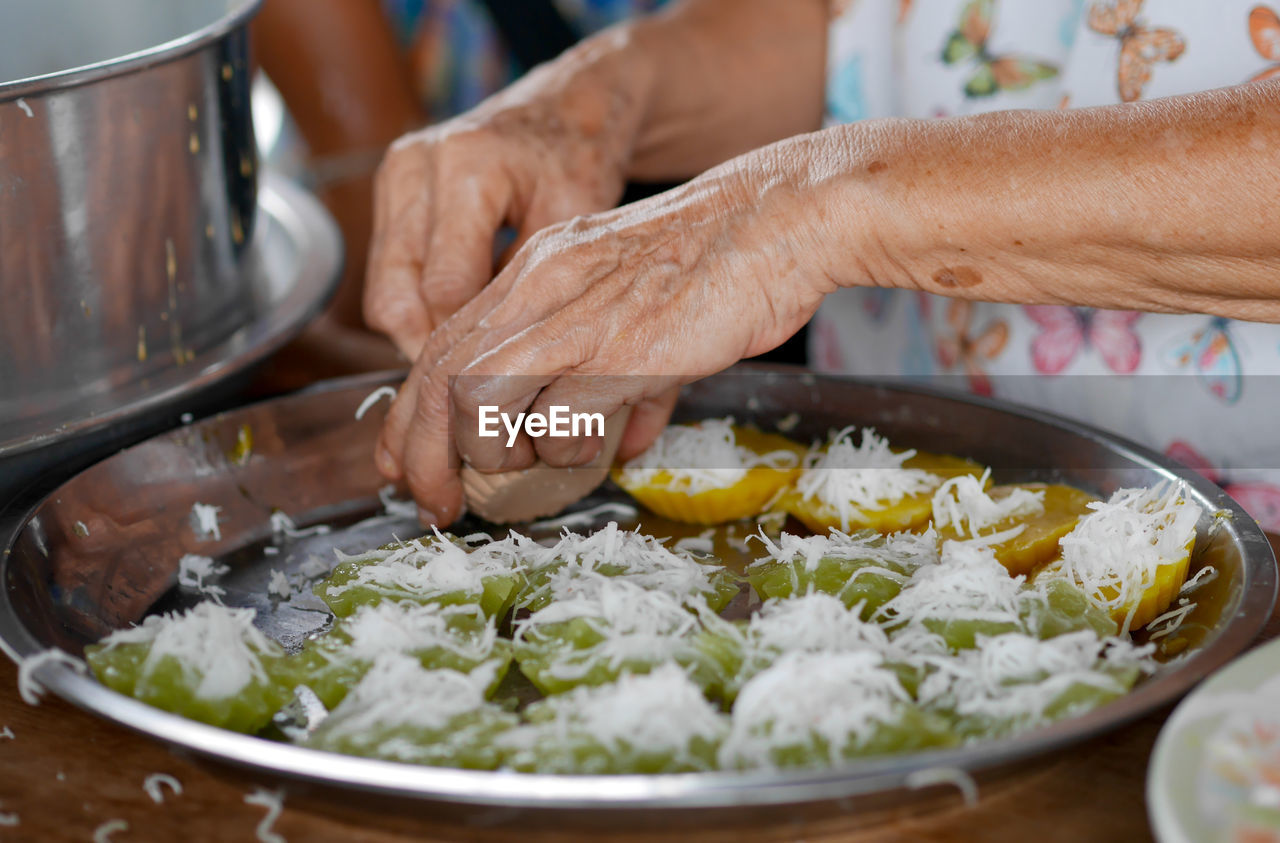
[817,0,1280,529]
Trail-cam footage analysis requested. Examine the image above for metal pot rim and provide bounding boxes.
[0,0,262,101]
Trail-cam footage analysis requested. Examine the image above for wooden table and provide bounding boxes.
[2,549,1276,843]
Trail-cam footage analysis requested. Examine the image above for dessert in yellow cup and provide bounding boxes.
[1037,483,1200,633]
[931,474,1098,576]
[613,418,805,524]
[780,426,986,534]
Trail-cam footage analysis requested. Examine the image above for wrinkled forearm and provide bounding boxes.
[805,81,1280,321]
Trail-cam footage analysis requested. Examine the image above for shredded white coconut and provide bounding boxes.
[270,511,332,539]
[618,417,797,494]
[1146,601,1198,641]
[143,773,183,804]
[95,604,280,701]
[15,98,32,118]
[321,653,494,739]
[177,553,229,603]
[931,471,1044,538]
[0,809,16,827]
[355,385,397,420]
[298,555,330,579]
[377,485,418,520]
[528,502,639,531]
[17,648,86,706]
[92,819,128,843]
[904,766,979,806]
[267,569,291,598]
[0,726,13,740]
[499,664,727,766]
[243,787,286,843]
[720,651,913,769]
[794,427,942,529]
[190,502,223,541]
[1047,483,1201,633]
[749,526,939,575]
[331,602,498,665]
[1179,564,1217,596]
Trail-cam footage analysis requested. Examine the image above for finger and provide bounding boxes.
[420,171,512,329]
[530,374,639,467]
[365,162,434,358]
[617,386,681,461]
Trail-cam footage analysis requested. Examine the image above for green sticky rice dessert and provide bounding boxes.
[314,528,527,619]
[86,603,295,733]
[745,529,936,619]
[512,572,706,696]
[306,653,517,768]
[689,591,900,703]
[875,541,1119,651]
[913,629,1153,741]
[288,601,512,709]
[718,651,955,770]
[514,521,739,613]
[499,664,729,774]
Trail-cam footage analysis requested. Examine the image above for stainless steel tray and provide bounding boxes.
[1,369,1274,822]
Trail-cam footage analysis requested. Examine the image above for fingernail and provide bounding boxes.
[417,506,438,526]
[377,447,397,476]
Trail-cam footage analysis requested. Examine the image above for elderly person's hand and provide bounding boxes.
[364,33,649,360]
[375,138,837,524]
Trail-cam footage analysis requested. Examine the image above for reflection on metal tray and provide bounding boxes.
[0,173,341,459]
[0,368,1275,822]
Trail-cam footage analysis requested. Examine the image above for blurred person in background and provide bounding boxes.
[252,0,667,390]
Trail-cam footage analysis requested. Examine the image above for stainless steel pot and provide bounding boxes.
[0,0,264,451]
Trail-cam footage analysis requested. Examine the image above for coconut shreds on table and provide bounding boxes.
[177,553,230,603]
[142,773,183,804]
[794,427,943,529]
[930,470,1045,539]
[0,806,16,826]
[243,787,286,843]
[617,417,798,494]
[94,604,279,701]
[17,648,86,706]
[904,767,980,806]
[0,726,13,740]
[1046,483,1202,633]
[190,502,223,541]
[92,819,128,843]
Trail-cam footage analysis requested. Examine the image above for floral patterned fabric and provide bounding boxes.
[381,0,667,122]
[818,0,1280,530]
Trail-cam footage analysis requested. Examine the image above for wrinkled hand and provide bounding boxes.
[375,147,838,525]
[365,39,647,359]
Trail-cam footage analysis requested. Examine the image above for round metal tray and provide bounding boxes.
[0,369,1274,822]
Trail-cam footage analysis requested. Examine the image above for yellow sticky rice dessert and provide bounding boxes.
[781,427,985,533]
[613,418,805,524]
[931,474,1098,576]
[1037,484,1200,633]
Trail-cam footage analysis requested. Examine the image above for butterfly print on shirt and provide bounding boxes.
[936,299,1009,396]
[1023,306,1142,375]
[1248,5,1280,81]
[1087,0,1186,102]
[1165,440,1280,532]
[941,0,1059,98]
